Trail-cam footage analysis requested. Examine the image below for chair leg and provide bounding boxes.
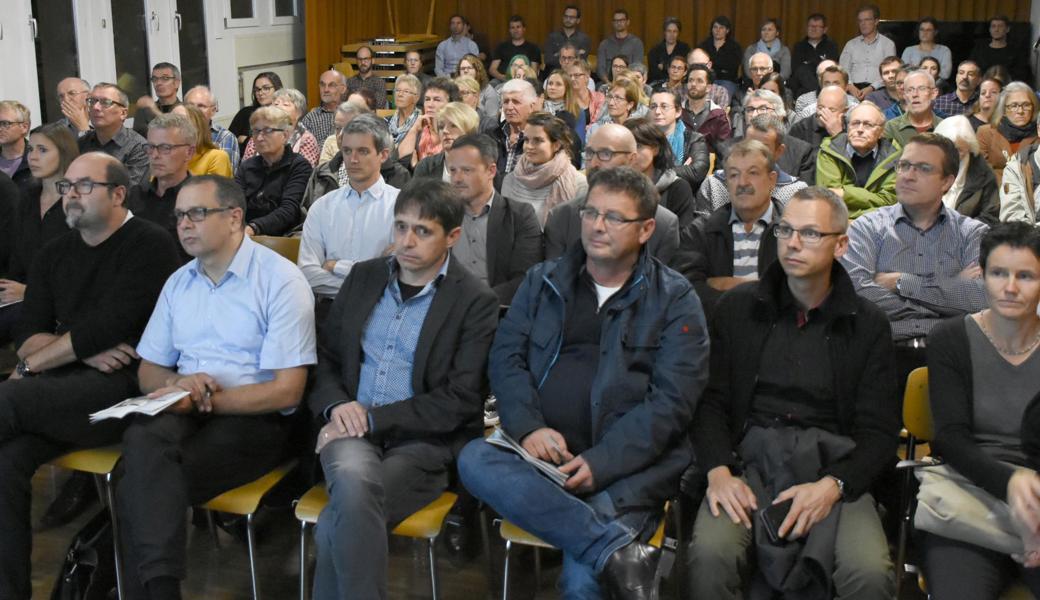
[427,538,439,600]
[299,522,309,600]
[103,473,125,600]
[501,539,512,600]
[895,434,918,598]
[246,512,260,600]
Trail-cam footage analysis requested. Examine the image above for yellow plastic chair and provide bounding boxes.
[498,504,671,600]
[294,485,458,600]
[49,446,126,599]
[251,235,300,263]
[199,460,297,600]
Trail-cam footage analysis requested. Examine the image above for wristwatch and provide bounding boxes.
[15,358,36,377]
[827,475,846,499]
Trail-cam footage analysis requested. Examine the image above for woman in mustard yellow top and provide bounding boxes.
[172,104,233,177]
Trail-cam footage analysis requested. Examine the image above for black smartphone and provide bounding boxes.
[758,499,793,544]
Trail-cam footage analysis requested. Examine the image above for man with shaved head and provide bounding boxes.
[790,84,849,148]
[816,101,901,218]
[303,69,348,144]
[184,85,239,172]
[545,123,679,263]
[0,151,180,598]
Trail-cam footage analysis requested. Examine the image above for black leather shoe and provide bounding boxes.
[36,471,98,531]
[599,541,661,600]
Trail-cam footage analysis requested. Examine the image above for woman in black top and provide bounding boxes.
[625,118,695,228]
[234,106,313,236]
[925,223,1040,598]
[648,17,691,85]
[228,71,283,147]
[0,123,78,342]
[697,16,742,97]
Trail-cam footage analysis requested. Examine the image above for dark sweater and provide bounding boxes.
[127,176,192,263]
[17,217,180,359]
[7,181,70,282]
[235,145,313,236]
[0,171,20,277]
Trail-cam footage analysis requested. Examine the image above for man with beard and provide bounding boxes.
[302,70,348,145]
[934,60,982,117]
[682,65,732,152]
[347,46,388,109]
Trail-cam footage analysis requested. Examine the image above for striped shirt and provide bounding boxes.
[729,203,774,279]
[840,203,988,341]
[211,124,240,174]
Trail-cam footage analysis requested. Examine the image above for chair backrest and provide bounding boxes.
[252,235,300,263]
[903,367,933,441]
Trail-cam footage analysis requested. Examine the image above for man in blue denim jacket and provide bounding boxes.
[459,167,709,599]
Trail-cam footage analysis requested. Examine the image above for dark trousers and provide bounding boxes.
[0,302,22,346]
[923,532,1040,599]
[0,365,137,599]
[115,412,291,593]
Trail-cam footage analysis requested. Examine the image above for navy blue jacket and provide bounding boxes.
[490,245,710,509]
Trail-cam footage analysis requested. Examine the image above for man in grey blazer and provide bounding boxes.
[445,133,544,305]
[544,124,679,265]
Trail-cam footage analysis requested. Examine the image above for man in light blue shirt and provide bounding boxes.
[298,114,399,304]
[308,180,498,600]
[436,15,480,77]
[115,174,316,598]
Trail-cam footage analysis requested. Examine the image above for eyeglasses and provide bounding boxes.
[772,223,843,245]
[394,88,417,96]
[86,97,126,109]
[0,120,25,129]
[55,179,118,195]
[904,85,934,96]
[848,120,882,130]
[145,143,191,155]
[669,64,686,71]
[606,94,628,104]
[458,66,475,73]
[251,127,287,137]
[895,160,938,175]
[745,105,775,115]
[582,148,632,162]
[253,85,275,93]
[749,66,773,74]
[174,207,232,223]
[150,75,177,83]
[1007,102,1033,113]
[579,207,645,228]
[649,103,675,111]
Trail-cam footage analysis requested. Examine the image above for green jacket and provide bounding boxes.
[816,134,901,218]
[882,111,943,149]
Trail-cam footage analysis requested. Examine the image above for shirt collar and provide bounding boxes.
[188,235,255,285]
[728,202,774,225]
[386,253,452,299]
[845,141,878,160]
[346,176,387,202]
[895,203,951,229]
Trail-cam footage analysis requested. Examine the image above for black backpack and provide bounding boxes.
[50,509,117,600]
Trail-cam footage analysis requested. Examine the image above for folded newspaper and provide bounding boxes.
[89,390,190,423]
[485,427,570,487]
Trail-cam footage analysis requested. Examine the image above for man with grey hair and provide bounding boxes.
[492,79,537,187]
[720,90,816,183]
[689,185,898,599]
[883,69,943,148]
[128,113,196,261]
[55,77,92,135]
[298,113,400,305]
[183,85,239,172]
[79,83,151,186]
[697,117,809,218]
[816,101,900,218]
[303,69,348,144]
[790,84,848,148]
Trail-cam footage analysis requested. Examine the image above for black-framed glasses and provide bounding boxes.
[86,97,127,109]
[254,85,275,93]
[582,148,633,162]
[251,127,287,137]
[772,223,843,245]
[579,207,646,228]
[55,179,118,195]
[150,75,177,83]
[173,207,232,223]
[895,160,938,175]
[145,143,191,155]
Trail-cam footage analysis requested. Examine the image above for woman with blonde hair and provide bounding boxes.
[502,111,587,226]
[171,104,232,177]
[454,54,499,121]
[566,59,604,142]
[454,77,498,133]
[413,102,480,181]
[589,77,646,138]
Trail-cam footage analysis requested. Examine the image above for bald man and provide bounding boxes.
[302,69,348,143]
[544,123,679,264]
[790,85,849,148]
[816,102,901,218]
[0,152,180,598]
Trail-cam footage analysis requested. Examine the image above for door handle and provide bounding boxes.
[174,12,182,31]
[28,17,37,39]
[150,10,160,31]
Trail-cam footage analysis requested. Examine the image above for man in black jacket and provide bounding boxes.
[445,133,543,306]
[687,186,898,599]
[0,152,180,598]
[308,180,498,600]
[790,13,840,99]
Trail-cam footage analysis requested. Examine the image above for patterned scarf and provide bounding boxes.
[387,108,420,145]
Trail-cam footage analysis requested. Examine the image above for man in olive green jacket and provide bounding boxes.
[816,102,901,218]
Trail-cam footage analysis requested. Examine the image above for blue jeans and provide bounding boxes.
[458,439,656,599]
